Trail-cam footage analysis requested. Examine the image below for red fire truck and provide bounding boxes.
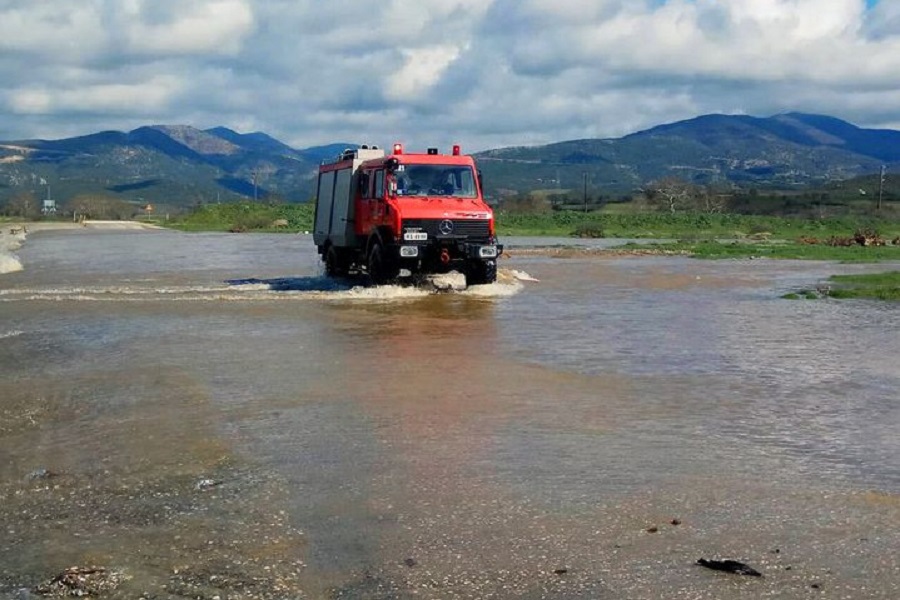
[313,143,501,285]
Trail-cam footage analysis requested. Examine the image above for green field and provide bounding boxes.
[494,210,900,240]
[167,203,314,232]
[626,240,900,262]
[158,203,900,264]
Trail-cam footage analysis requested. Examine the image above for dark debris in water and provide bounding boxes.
[25,468,60,481]
[34,566,124,597]
[696,558,763,577]
[195,478,223,491]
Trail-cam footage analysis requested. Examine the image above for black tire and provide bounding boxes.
[367,243,398,285]
[325,245,349,277]
[465,259,497,286]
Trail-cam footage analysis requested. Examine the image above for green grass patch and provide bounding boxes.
[784,271,900,301]
[624,240,900,261]
[169,202,314,232]
[495,211,900,240]
[826,271,900,300]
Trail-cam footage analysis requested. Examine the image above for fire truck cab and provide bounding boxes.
[313,143,501,286]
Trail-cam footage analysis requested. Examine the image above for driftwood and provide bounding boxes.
[696,558,762,577]
[853,228,885,246]
[798,229,890,247]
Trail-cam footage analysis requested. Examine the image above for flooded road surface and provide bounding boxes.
[1,228,899,599]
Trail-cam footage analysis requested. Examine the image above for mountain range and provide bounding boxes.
[0,125,350,210]
[478,113,899,196]
[1,113,897,210]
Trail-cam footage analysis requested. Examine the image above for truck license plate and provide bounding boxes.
[404,232,428,241]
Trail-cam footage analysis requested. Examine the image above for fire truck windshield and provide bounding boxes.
[395,164,477,198]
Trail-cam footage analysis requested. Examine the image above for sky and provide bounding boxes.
[1,0,900,152]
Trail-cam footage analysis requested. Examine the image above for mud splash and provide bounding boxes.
[0,269,531,303]
[0,252,22,275]
[0,228,25,275]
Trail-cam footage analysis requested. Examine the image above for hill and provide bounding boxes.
[1,113,897,213]
[475,112,900,197]
[0,126,354,213]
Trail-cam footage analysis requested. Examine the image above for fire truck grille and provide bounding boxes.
[402,219,491,240]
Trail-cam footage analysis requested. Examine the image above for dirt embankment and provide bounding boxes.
[501,246,688,259]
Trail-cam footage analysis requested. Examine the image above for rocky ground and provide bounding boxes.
[0,371,311,600]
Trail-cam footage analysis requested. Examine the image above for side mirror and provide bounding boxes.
[477,170,484,194]
[388,180,398,198]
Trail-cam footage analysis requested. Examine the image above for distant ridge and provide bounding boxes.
[204,127,300,157]
[0,125,328,207]
[476,112,899,193]
[1,113,897,209]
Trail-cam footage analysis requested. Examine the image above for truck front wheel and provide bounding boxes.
[367,243,399,285]
[465,259,497,286]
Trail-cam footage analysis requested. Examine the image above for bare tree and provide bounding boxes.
[64,194,136,220]
[3,191,39,218]
[704,181,740,214]
[695,186,729,214]
[647,177,694,214]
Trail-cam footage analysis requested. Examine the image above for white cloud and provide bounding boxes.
[1,0,899,151]
[7,89,54,115]
[385,45,464,101]
[0,1,107,60]
[121,0,255,56]
[7,75,183,116]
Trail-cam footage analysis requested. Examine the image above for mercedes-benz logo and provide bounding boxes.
[438,219,454,235]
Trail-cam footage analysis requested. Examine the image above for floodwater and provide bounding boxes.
[1,228,898,599]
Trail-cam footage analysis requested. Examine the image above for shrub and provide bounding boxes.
[572,222,604,238]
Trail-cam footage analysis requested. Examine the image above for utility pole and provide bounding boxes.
[252,168,259,202]
[877,165,885,212]
[582,172,588,213]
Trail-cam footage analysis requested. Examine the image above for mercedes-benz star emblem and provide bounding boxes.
[439,219,454,235]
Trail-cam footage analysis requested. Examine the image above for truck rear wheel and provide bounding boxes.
[367,242,399,285]
[325,245,349,277]
[465,259,497,286]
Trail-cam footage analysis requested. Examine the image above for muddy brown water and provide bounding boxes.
[1,229,898,599]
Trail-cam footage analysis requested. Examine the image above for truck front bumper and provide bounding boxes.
[397,241,502,261]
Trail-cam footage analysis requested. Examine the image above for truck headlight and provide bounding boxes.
[400,246,419,258]
[478,246,498,258]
